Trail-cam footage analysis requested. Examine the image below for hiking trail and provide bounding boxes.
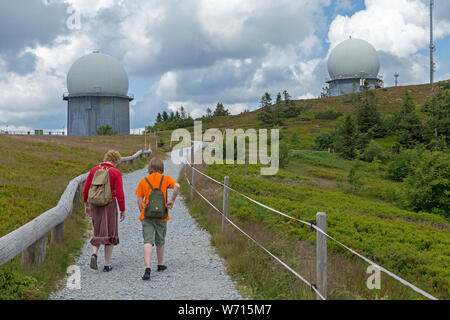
[50,155,243,300]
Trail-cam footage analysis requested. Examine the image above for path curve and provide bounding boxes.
[50,155,242,300]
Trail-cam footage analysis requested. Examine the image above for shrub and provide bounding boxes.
[313,131,336,151]
[386,149,417,181]
[0,269,39,300]
[279,141,290,169]
[315,108,343,120]
[97,125,117,136]
[361,140,389,162]
[402,150,450,217]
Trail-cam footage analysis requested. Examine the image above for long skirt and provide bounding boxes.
[90,199,120,246]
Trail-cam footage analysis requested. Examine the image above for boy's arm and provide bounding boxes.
[167,183,180,209]
[137,197,144,212]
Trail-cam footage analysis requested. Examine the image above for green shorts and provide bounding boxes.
[141,219,167,246]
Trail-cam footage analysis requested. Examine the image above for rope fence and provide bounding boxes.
[182,146,438,300]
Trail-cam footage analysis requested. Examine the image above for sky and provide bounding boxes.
[0,0,449,132]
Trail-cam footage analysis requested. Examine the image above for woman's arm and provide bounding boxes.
[113,170,126,212]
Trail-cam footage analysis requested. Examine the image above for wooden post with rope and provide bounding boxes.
[221,176,229,233]
[190,145,195,200]
[316,212,327,300]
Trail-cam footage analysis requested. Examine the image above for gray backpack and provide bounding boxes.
[87,166,113,207]
[144,175,168,220]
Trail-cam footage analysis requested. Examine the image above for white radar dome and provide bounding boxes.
[328,38,380,80]
[67,51,129,96]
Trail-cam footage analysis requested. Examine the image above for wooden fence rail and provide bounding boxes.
[0,149,152,268]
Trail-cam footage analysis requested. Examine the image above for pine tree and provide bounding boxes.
[356,84,381,135]
[162,111,169,122]
[336,115,358,159]
[156,112,162,123]
[179,106,186,120]
[213,103,230,117]
[395,91,423,149]
[206,107,212,118]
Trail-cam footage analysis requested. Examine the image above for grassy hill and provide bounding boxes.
[0,134,170,299]
[172,81,449,300]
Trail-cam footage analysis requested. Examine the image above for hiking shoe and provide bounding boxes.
[157,265,167,272]
[142,268,151,280]
[90,254,98,270]
[103,265,113,272]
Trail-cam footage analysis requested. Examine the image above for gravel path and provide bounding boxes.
[50,155,243,300]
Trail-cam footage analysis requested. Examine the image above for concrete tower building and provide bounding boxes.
[326,38,383,96]
[64,51,133,136]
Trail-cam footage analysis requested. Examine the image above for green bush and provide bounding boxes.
[97,125,117,136]
[0,269,39,300]
[315,108,343,120]
[361,140,389,162]
[313,131,336,151]
[386,149,417,181]
[402,150,450,217]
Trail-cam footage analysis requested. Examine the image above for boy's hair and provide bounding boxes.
[148,158,164,174]
[103,150,121,165]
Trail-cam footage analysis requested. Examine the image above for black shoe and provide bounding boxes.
[142,268,151,280]
[90,254,98,270]
[157,265,167,272]
[103,265,113,272]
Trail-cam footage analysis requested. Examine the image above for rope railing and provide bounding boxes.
[183,164,326,300]
[184,159,439,300]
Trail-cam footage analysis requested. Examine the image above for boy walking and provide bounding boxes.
[135,158,180,281]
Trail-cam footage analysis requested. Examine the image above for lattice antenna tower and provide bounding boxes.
[430,0,436,84]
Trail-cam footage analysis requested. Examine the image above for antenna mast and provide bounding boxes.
[430,0,435,84]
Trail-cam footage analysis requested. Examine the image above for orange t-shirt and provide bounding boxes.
[135,173,177,221]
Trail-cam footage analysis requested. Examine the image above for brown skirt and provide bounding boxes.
[90,199,119,246]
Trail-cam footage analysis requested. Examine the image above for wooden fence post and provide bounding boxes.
[21,236,48,268]
[221,176,229,233]
[190,145,196,200]
[316,212,327,300]
[51,222,64,245]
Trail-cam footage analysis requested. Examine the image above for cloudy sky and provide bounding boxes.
[0,0,449,131]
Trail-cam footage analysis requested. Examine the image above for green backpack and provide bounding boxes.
[87,166,113,207]
[144,175,168,220]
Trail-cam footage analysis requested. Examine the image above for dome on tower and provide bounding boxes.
[328,38,380,80]
[67,51,129,96]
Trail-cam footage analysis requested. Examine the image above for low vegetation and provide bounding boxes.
[174,81,449,300]
[0,134,169,299]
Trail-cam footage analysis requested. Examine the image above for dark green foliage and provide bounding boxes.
[402,150,449,217]
[313,131,336,151]
[257,92,283,126]
[334,115,358,159]
[158,138,165,148]
[279,141,290,169]
[421,88,450,148]
[355,85,382,135]
[386,149,416,181]
[152,106,194,131]
[0,269,39,300]
[213,103,230,117]
[394,92,423,149]
[362,140,389,162]
[97,125,117,136]
[315,108,343,120]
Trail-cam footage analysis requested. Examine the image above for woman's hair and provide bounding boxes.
[103,150,121,165]
[148,158,164,174]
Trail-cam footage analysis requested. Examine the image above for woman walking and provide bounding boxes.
[83,150,126,272]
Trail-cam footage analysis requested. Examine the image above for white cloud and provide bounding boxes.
[328,0,450,58]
